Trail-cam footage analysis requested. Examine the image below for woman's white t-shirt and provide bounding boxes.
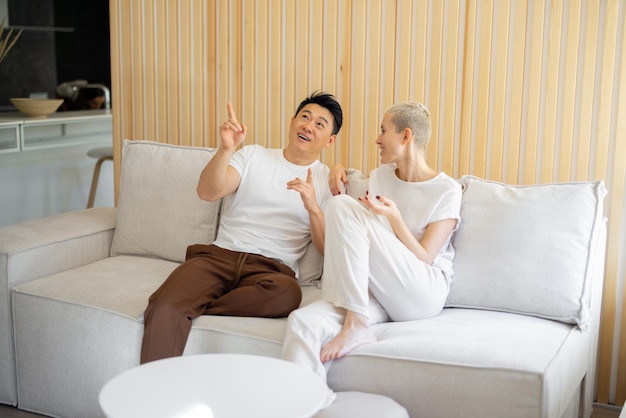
[213,145,332,276]
[368,164,462,278]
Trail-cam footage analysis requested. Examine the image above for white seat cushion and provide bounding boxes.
[327,308,587,418]
[12,255,324,417]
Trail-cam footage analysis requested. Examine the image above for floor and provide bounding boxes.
[594,404,623,418]
[0,402,622,418]
[0,404,47,417]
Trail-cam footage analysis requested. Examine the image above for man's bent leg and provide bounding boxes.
[203,253,302,317]
[140,245,239,363]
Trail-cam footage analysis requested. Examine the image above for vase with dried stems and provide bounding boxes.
[0,16,22,64]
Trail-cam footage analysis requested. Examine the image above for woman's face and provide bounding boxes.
[375,112,405,164]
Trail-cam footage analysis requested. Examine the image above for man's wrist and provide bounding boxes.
[217,145,237,157]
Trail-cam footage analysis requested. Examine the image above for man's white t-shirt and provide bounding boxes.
[213,145,332,276]
[368,164,462,278]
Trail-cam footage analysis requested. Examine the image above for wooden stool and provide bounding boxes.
[314,391,409,418]
[87,146,113,208]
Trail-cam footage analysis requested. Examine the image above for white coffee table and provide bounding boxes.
[99,353,330,418]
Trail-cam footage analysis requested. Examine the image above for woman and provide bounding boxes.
[282,101,462,381]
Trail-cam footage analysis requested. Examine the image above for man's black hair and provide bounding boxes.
[295,91,343,135]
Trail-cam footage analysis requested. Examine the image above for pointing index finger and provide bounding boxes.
[226,102,237,122]
[226,102,242,131]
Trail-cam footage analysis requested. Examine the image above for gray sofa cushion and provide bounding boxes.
[111,140,221,263]
[447,176,606,329]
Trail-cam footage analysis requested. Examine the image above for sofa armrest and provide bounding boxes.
[0,207,116,404]
[0,207,117,290]
[582,218,608,417]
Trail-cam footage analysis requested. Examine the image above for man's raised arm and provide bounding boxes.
[197,102,247,201]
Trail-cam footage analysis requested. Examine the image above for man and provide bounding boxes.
[141,91,343,363]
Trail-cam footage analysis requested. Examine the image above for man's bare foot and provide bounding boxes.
[320,311,377,363]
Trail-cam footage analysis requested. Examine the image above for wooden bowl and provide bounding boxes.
[10,98,63,117]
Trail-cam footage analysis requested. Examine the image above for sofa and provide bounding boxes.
[0,140,607,418]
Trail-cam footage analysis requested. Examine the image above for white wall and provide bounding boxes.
[0,141,114,226]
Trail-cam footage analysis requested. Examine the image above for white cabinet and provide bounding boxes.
[0,109,113,152]
[0,124,19,153]
[21,119,112,150]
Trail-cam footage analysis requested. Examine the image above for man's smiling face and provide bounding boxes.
[288,103,336,154]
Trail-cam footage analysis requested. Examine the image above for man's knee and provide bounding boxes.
[279,278,303,314]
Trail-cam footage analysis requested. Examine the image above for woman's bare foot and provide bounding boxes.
[320,311,377,363]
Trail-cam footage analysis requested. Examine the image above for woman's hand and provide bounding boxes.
[329,163,348,195]
[360,191,457,265]
[358,192,401,220]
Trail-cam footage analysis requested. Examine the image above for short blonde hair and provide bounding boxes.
[385,102,431,146]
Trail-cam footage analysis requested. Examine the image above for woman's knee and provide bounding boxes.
[326,194,357,210]
[325,194,364,221]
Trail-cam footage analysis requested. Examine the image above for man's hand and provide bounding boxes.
[287,168,320,214]
[197,102,245,201]
[329,163,347,195]
[288,168,325,254]
[220,102,247,150]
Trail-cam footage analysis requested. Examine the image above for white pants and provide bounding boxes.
[323,195,449,320]
[282,298,388,380]
[282,195,450,380]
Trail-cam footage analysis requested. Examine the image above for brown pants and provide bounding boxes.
[140,244,302,363]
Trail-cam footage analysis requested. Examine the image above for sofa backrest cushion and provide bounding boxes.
[297,243,323,286]
[111,140,221,263]
[446,175,606,329]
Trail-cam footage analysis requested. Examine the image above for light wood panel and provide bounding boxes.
[596,0,622,403]
[523,0,544,184]
[489,0,509,180]
[505,0,527,185]
[557,0,581,182]
[616,7,626,400]
[459,0,477,176]
[109,0,626,406]
[441,0,461,177]
[427,0,443,170]
[577,0,600,182]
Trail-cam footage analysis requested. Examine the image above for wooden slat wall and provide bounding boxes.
[109,0,626,406]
